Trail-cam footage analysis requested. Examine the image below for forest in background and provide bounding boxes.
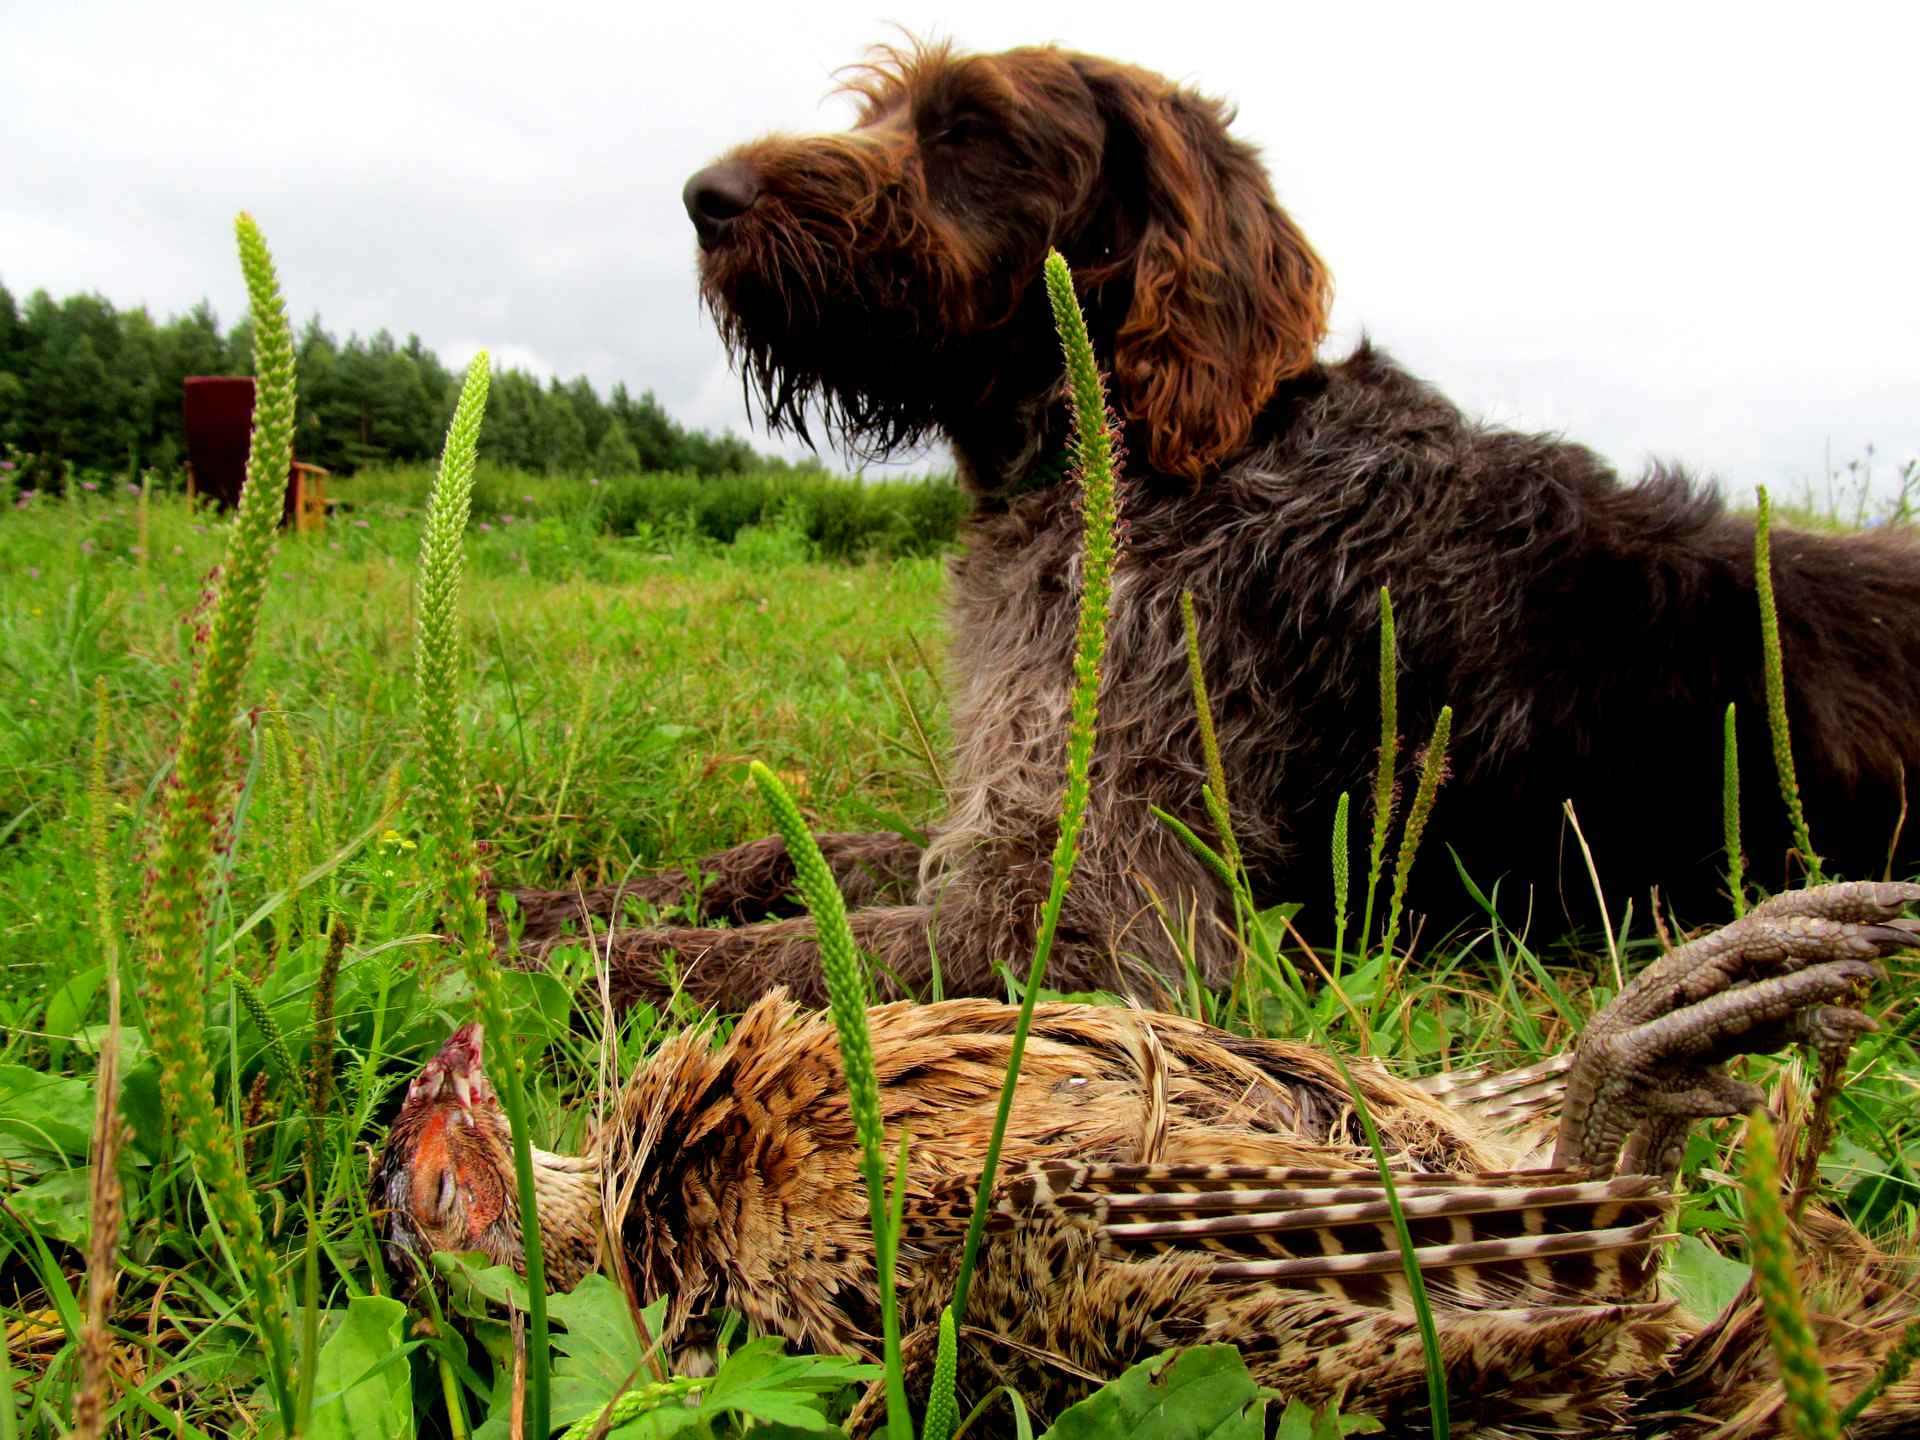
[0,282,795,482]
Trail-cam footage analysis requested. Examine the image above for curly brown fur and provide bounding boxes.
[524,39,1920,1009]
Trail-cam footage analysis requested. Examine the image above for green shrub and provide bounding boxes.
[345,461,968,561]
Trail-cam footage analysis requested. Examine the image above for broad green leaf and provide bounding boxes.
[702,1335,880,1429]
[0,1064,93,1162]
[549,1275,652,1426]
[1040,1345,1269,1440]
[1664,1231,1751,1321]
[1253,903,1303,947]
[12,1168,94,1248]
[42,963,104,1067]
[307,1296,413,1439]
[116,1053,169,1161]
[435,1256,693,1438]
[1272,1398,1383,1440]
[603,1408,704,1438]
[433,1251,529,1316]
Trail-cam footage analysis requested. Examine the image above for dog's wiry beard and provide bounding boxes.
[701,280,945,460]
[696,180,1029,462]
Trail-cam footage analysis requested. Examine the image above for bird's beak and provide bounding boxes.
[414,1022,490,1124]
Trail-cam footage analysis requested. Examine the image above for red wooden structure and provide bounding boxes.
[181,376,329,531]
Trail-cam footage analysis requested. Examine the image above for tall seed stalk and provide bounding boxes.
[409,351,554,1438]
[1839,1319,1920,1430]
[137,212,297,1423]
[1181,590,1241,880]
[919,1307,960,1440]
[1359,589,1399,954]
[947,247,1121,1332]
[72,680,125,1440]
[269,699,315,936]
[1375,706,1452,967]
[1723,703,1746,917]
[1330,791,1352,979]
[750,760,912,1440]
[1754,487,1821,881]
[763,248,1121,1437]
[1740,1111,1838,1440]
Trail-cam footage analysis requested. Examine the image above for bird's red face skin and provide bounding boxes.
[373,1023,520,1284]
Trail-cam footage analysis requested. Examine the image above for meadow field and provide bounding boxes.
[1,455,1915,1437]
[0,473,958,1433]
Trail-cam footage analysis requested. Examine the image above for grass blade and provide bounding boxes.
[1331,1052,1449,1440]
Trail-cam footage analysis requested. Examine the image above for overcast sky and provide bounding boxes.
[7,1,1916,499]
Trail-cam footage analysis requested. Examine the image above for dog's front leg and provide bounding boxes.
[495,831,924,950]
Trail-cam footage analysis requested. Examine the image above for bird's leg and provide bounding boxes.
[1553,880,1919,1178]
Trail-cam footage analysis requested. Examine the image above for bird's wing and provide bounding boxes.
[979,1161,1672,1308]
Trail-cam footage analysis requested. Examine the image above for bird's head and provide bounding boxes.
[373,1022,529,1287]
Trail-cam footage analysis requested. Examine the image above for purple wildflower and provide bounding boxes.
[81,480,100,492]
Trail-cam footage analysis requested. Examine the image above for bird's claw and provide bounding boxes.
[1553,881,1917,1178]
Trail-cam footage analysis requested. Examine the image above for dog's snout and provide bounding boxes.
[683,163,762,249]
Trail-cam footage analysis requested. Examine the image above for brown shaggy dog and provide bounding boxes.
[511,40,1920,1009]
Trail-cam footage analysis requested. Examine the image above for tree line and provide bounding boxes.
[0,282,794,483]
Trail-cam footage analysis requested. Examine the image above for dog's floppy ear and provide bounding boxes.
[1074,60,1330,484]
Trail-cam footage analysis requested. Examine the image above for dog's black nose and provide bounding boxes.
[683,164,762,249]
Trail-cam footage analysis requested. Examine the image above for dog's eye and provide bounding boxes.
[923,115,989,150]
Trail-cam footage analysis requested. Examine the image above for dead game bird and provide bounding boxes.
[375,881,1920,1436]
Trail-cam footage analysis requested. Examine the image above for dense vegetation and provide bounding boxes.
[8,441,1915,1438]
[2,236,1914,1439]
[347,461,969,562]
[0,281,790,483]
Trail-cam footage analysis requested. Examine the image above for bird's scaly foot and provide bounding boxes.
[1552,880,1919,1178]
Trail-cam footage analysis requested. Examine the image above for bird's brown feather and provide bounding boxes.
[374,884,1920,1437]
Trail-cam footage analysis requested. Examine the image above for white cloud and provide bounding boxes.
[4,0,1915,494]
[443,341,557,384]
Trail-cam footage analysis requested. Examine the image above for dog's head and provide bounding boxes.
[685,40,1331,484]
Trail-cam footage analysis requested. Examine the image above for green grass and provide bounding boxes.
[0,482,946,1435]
[1,470,1917,1436]
[343,459,968,563]
[0,484,948,979]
